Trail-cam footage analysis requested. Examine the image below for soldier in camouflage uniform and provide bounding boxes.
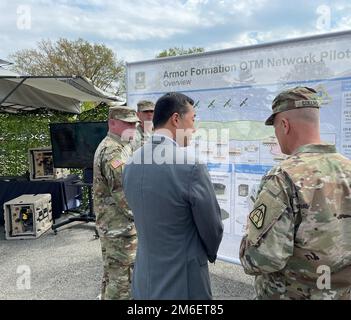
[93,104,139,300]
[240,87,351,300]
[133,100,155,150]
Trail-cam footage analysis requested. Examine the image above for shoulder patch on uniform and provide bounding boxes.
[249,204,266,229]
[110,158,124,169]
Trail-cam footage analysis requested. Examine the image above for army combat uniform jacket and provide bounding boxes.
[93,132,137,299]
[240,144,351,300]
[133,122,151,150]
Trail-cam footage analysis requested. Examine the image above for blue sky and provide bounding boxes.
[0,0,350,63]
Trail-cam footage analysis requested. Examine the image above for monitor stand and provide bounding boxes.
[52,168,98,238]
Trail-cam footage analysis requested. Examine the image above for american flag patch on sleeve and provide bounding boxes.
[110,159,123,169]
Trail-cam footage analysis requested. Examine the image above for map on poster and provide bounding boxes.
[127,31,351,264]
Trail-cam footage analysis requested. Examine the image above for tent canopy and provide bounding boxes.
[0,59,11,66]
[0,67,121,114]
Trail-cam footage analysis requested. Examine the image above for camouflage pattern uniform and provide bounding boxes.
[133,100,154,150]
[134,122,151,149]
[240,87,351,300]
[93,106,138,300]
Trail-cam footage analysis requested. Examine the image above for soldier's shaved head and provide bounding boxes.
[273,107,321,155]
[281,107,320,126]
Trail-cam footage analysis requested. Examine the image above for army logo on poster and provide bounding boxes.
[249,204,266,229]
[135,72,146,89]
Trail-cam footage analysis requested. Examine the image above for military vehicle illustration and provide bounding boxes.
[212,183,226,195]
[244,145,259,152]
[229,147,242,156]
[262,135,278,147]
[238,184,249,197]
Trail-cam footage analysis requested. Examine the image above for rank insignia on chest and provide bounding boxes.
[110,159,123,169]
[249,204,266,229]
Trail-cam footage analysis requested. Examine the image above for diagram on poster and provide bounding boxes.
[232,164,272,237]
[208,164,232,234]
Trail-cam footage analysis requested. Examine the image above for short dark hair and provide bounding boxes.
[153,92,194,128]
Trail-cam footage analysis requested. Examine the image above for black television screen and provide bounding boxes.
[49,121,108,169]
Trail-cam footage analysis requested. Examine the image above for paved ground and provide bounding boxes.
[0,218,255,300]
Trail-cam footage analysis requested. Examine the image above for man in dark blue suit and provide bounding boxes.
[123,92,223,300]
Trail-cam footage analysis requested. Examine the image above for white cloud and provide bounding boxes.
[205,27,338,53]
[334,3,351,30]
[336,16,351,30]
[32,0,209,40]
[26,0,270,41]
[110,46,158,63]
[1,0,350,64]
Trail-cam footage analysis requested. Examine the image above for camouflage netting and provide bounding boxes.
[0,103,109,176]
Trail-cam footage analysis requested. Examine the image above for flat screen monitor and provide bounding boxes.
[49,121,108,169]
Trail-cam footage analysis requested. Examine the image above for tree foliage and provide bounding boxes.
[156,46,205,58]
[9,38,125,95]
[1,38,120,178]
[1,43,207,177]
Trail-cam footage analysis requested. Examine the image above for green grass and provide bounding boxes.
[196,120,274,141]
